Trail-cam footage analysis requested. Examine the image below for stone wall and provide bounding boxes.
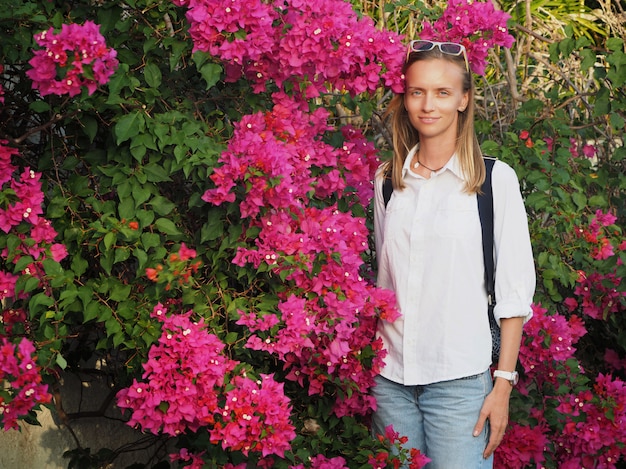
[0,371,170,469]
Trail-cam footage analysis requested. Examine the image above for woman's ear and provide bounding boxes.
[459,92,469,112]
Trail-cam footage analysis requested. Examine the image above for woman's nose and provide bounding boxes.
[421,93,435,111]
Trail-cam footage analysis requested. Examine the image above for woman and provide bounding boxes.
[371,40,536,468]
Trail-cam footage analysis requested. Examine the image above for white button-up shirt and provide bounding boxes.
[374,147,535,385]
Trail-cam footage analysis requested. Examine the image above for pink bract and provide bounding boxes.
[27,21,118,97]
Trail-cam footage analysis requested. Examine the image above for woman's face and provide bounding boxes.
[403,58,469,142]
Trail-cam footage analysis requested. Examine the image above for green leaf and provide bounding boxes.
[118,181,132,201]
[81,115,99,143]
[136,209,155,227]
[192,50,209,69]
[150,196,175,216]
[609,112,625,131]
[115,112,145,145]
[118,196,135,220]
[143,163,172,183]
[589,195,607,206]
[572,192,587,210]
[84,302,101,322]
[132,184,152,207]
[29,100,51,113]
[22,276,41,294]
[593,86,610,117]
[225,332,239,344]
[607,37,624,52]
[201,215,224,243]
[114,248,131,264]
[100,252,114,275]
[155,217,182,236]
[29,292,55,312]
[14,255,36,273]
[130,143,146,161]
[112,332,125,349]
[134,248,148,270]
[56,354,68,370]
[141,232,162,249]
[109,283,131,302]
[144,63,162,88]
[199,63,222,90]
[580,49,595,71]
[105,317,122,336]
[104,231,117,250]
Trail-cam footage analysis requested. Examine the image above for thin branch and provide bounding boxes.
[504,48,524,104]
[528,52,594,114]
[12,110,78,145]
[513,23,555,44]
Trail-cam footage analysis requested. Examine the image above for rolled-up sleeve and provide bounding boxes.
[492,161,536,324]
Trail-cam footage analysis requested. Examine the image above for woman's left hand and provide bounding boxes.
[472,378,512,459]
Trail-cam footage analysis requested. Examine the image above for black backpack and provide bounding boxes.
[382,157,501,361]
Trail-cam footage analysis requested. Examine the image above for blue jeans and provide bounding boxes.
[371,370,493,469]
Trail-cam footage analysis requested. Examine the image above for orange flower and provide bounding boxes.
[146,267,159,281]
[128,221,139,230]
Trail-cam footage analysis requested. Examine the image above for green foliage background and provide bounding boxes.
[1,0,625,467]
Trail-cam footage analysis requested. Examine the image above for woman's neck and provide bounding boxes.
[415,140,456,169]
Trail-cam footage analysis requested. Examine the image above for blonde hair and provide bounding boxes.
[383,49,485,194]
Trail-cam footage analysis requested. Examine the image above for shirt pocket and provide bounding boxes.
[384,192,414,241]
[385,190,413,213]
[433,193,477,238]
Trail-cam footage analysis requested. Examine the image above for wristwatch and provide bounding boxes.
[493,370,519,386]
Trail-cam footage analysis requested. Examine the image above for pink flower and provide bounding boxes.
[409,448,431,469]
[519,303,586,381]
[553,374,626,466]
[495,422,548,468]
[418,0,514,75]
[0,271,18,302]
[178,242,197,261]
[209,374,296,457]
[0,141,18,187]
[594,209,617,227]
[574,272,624,320]
[0,65,4,104]
[569,137,579,157]
[582,143,596,158]
[179,0,405,96]
[0,338,52,431]
[309,454,348,469]
[27,21,118,97]
[563,297,578,312]
[118,304,296,457]
[543,136,554,151]
[170,448,206,469]
[604,349,626,372]
[591,237,614,260]
[49,243,68,262]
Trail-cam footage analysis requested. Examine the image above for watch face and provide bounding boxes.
[511,371,519,386]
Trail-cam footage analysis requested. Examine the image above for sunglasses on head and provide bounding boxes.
[407,40,470,73]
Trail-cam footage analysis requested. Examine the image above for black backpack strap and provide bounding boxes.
[383,171,393,208]
[478,157,496,304]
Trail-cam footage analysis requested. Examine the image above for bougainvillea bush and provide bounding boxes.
[1,0,625,468]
